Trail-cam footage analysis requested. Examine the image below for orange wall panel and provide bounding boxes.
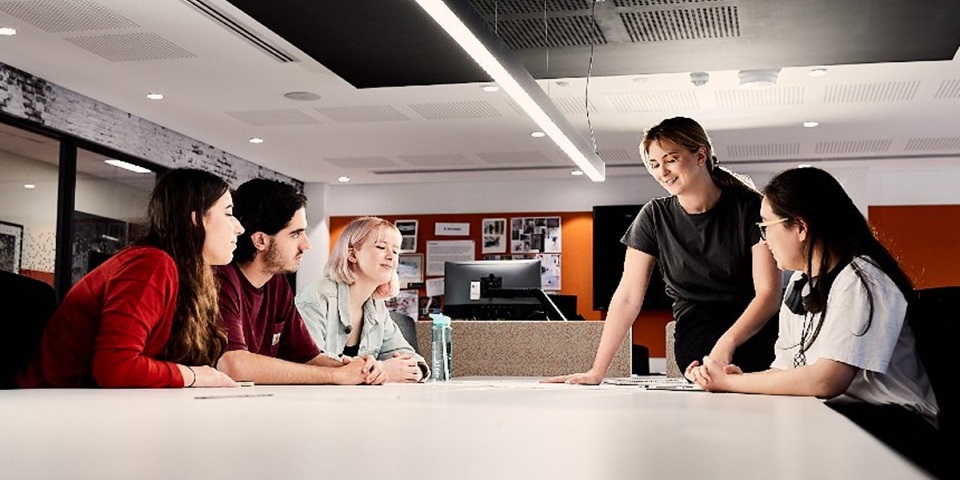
[869,205,960,289]
[21,269,54,287]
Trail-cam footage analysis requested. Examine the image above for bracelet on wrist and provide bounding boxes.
[185,365,197,387]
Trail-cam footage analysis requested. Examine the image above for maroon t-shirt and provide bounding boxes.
[215,263,321,363]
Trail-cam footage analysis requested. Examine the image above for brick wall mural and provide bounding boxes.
[0,61,301,189]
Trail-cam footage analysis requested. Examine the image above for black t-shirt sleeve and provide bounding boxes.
[621,202,660,257]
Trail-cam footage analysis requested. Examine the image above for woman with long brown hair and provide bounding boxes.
[20,168,242,388]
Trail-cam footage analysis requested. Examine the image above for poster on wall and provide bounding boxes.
[397,253,424,288]
[509,216,561,253]
[537,253,561,290]
[481,218,507,254]
[395,220,418,253]
[0,221,23,274]
[426,240,475,276]
[385,289,419,321]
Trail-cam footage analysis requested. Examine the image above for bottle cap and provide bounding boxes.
[429,313,452,326]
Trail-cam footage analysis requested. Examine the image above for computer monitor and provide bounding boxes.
[443,260,543,320]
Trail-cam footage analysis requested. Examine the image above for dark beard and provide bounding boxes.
[263,243,298,275]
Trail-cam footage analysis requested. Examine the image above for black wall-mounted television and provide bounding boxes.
[592,205,672,311]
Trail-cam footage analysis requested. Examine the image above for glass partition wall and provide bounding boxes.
[0,116,162,298]
[72,148,156,285]
[0,122,60,287]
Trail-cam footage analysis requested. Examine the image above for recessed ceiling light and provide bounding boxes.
[283,91,321,101]
[530,131,545,138]
[146,93,164,100]
[24,183,35,189]
[248,137,264,144]
[0,27,16,36]
[808,68,828,77]
[481,84,500,92]
[337,176,351,183]
[798,164,813,168]
[104,159,152,174]
[803,121,820,128]
[571,170,584,176]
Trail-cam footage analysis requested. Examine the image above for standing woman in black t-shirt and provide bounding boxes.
[546,117,782,384]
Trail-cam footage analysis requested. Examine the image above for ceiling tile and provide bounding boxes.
[225,109,320,126]
[0,0,137,32]
[408,101,503,120]
[65,32,195,62]
[314,105,409,123]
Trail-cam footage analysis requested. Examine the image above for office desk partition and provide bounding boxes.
[0,379,930,480]
[414,320,632,377]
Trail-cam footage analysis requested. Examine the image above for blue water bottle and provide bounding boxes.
[429,313,452,381]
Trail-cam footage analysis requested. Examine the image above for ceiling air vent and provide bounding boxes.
[181,0,296,62]
[494,15,607,49]
[815,139,893,155]
[470,0,589,15]
[727,143,801,159]
[620,5,740,42]
[904,137,960,152]
[934,79,960,100]
[824,82,919,103]
[0,0,137,32]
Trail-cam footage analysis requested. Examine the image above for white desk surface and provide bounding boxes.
[0,377,930,480]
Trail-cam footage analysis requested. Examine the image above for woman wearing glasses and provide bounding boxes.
[689,167,939,474]
[547,117,781,384]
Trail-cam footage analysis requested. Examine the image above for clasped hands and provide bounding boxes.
[684,356,742,391]
[341,352,422,384]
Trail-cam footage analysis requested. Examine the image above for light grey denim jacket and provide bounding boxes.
[295,277,427,375]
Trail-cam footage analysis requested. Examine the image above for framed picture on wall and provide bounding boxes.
[395,219,418,253]
[509,216,561,253]
[481,218,507,254]
[397,253,424,287]
[0,221,24,274]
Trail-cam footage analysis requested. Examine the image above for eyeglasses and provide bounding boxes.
[756,217,789,241]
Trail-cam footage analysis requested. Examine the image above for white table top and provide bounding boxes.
[0,377,930,480]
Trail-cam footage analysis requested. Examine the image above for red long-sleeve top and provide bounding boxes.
[19,246,185,388]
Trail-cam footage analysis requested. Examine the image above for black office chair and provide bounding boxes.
[911,287,959,447]
[389,311,420,355]
[831,286,958,479]
[0,271,58,389]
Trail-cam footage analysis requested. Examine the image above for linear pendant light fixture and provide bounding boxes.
[413,0,605,181]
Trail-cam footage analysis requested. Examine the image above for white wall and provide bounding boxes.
[299,182,330,290]
[867,166,960,205]
[297,162,960,287]
[1,151,153,272]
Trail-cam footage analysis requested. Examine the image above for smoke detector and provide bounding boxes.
[690,72,709,87]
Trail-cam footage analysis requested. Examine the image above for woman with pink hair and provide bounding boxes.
[296,217,427,383]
